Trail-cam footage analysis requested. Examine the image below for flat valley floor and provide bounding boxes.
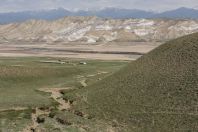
[0,57,128,131]
[0,41,161,60]
[0,41,161,131]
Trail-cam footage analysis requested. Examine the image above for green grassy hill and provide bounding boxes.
[69,33,198,131]
[0,57,127,131]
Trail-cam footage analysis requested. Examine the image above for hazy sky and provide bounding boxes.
[0,0,197,13]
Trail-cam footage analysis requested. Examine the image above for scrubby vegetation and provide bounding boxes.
[0,57,127,131]
[0,109,32,131]
[0,58,126,109]
[1,32,198,131]
[67,33,198,131]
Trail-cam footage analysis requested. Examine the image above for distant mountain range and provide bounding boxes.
[1,7,198,24]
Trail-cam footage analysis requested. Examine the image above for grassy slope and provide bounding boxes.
[71,33,198,131]
[0,57,127,131]
[0,109,32,131]
[0,57,127,109]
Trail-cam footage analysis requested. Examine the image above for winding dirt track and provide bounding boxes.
[23,88,71,132]
[39,88,71,111]
[80,79,88,87]
[0,107,28,112]
[22,72,109,131]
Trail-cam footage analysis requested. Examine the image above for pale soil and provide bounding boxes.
[80,79,88,87]
[23,108,50,132]
[1,85,116,131]
[39,88,71,111]
[0,107,28,112]
[0,42,160,60]
[79,71,108,87]
[23,88,71,132]
[86,71,108,77]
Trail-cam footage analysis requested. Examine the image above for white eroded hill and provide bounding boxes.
[0,17,198,43]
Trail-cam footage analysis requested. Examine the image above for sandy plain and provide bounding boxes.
[0,41,161,60]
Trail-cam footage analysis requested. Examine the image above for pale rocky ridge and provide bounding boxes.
[0,16,198,43]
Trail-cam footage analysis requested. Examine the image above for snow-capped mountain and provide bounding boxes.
[1,7,198,24]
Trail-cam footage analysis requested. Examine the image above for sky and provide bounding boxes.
[0,0,197,13]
